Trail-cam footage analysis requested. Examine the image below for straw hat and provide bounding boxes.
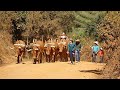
[62,32,65,35]
[70,38,73,41]
[100,48,103,50]
[94,41,98,45]
[76,39,80,42]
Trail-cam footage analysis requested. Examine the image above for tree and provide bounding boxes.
[72,11,107,39]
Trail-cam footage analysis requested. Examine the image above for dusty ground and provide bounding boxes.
[0,61,105,79]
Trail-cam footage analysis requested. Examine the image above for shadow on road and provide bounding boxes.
[79,70,103,75]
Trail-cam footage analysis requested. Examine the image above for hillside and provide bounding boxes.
[97,11,120,79]
[0,31,16,65]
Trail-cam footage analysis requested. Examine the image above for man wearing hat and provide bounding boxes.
[60,32,68,40]
[91,41,100,62]
[67,38,76,64]
[73,39,82,63]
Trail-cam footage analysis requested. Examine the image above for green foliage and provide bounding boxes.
[72,11,107,39]
[72,27,86,37]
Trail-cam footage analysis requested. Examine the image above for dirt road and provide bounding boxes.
[0,61,105,79]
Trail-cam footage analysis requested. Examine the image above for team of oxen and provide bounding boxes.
[13,38,69,64]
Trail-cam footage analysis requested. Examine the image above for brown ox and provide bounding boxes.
[58,40,68,62]
[44,44,53,62]
[44,43,54,63]
[32,41,44,64]
[14,40,26,64]
[44,39,59,63]
[52,41,59,62]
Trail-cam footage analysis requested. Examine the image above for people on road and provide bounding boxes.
[91,41,100,62]
[67,38,76,64]
[73,39,82,63]
[98,48,104,63]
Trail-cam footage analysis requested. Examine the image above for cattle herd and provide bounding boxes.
[14,38,70,64]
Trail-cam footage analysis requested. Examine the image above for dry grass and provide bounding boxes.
[97,11,120,79]
[0,31,16,65]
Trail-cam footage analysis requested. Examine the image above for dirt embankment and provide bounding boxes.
[0,31,16,65]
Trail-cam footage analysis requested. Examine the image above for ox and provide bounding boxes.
[32,41,44,64]
[14,40,26,64]
[52,40,59,62]
[44,40,59,63]
[44,43,55,63]
[58,40,68,62]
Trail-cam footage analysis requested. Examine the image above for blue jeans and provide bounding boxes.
[69,51,75,63]
[92,52,97,62]
[75,50,80,62]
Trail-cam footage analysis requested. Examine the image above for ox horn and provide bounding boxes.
[14,44,25,47]
[51,46,55,48]
[33,44,40,46]
[44,44,48,47]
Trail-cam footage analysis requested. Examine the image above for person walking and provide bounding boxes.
[98,48,104,63]
[67,38,76,64]
[73,39,82,63]
[91,41,100,62]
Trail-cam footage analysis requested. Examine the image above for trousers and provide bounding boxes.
[75,50,80,61]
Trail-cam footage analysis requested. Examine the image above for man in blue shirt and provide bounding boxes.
[91,41,100,62]
[73,39,82,63]
[67,38,76,64]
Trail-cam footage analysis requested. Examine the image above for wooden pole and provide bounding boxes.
[27,36,28,45]
[42,35,43,42]
[26,36,29,59]
[33,38,34,43]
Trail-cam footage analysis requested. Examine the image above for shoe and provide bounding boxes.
[71,62,73,64]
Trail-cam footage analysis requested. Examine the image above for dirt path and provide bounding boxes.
[0,61,105,79]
